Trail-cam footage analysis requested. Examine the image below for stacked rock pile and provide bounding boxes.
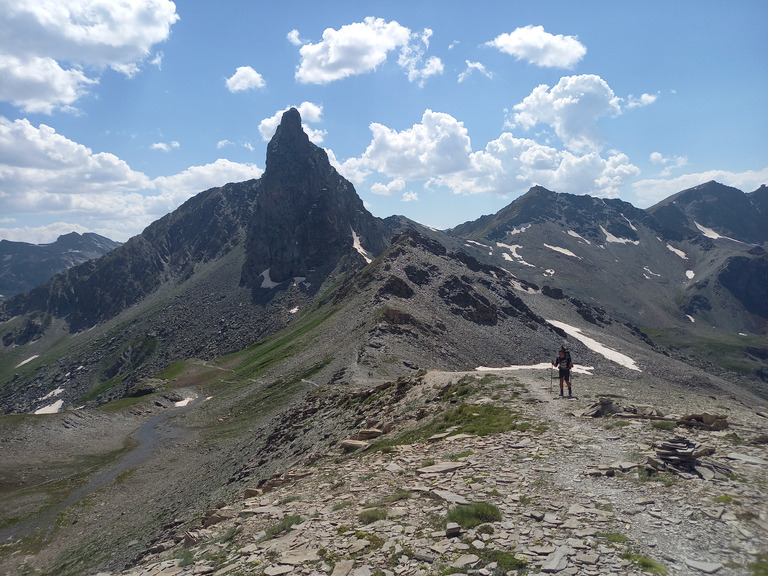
[645,436,732,481]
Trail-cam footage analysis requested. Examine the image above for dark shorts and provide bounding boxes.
[559,368,571,380]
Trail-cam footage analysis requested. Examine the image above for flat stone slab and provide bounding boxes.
[430,488,470,505]
[541,546,570,573]
[280,548,320,564]
[330,560,355,576]
[451,554,480,568]
[416,461,469,474]
[264,565,294,576]
[685,559,723,573]
[726,452,767,465]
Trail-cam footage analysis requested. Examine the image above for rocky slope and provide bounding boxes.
[5,367,765,576]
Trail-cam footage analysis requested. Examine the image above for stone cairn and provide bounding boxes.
[645,436,732,481]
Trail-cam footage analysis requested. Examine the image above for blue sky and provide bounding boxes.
[1,1,766,243]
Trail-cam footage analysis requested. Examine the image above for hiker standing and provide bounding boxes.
[552,346,574,397]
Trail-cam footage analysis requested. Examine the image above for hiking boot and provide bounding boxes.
[567,387,572,397]
[559,390,564,396]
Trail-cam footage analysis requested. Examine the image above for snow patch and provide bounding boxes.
[643,267,661,277]
[34,399,64,415]
[351,229,372,264]
[175,397,195,407]
[686,315,696,323]
[15,355,39,368]
[476,362,594,375]
[496,242,536,267]
[38,387,64,402]
[507,224,531,235]
[621,214,638,232]
[546,320,642,371]
[509,279,537,294]
[544,244,581,259]
[465,240,491,251]
[601,226,639,245]
[666,244,688,259]
[686,270,695,279]
[259,268,280,289]
[289,307,299,314]
[543,269,555,276]
[567,230,591,244]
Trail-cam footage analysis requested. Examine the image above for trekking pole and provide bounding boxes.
[550,365,553,394]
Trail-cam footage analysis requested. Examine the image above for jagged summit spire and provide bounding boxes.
[241,107,391,290]
[264,108,324,178]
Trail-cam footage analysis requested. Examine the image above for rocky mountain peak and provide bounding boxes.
[263,107,320,179]
[241,109,390,289]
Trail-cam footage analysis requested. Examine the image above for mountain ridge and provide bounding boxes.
[0,232,120,299]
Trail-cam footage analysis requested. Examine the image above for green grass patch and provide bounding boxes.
[621,551,668,574]
[480,549,527,572]
[445,501,502,528]
[750,553,768,576]
[449,450,474,461]
[264,515,302,539]
[651,421,677,431]
[371,403,522,451]
[363,491,411,508]
[603,420,631,430]
[358,508,387,525]
[599,531,628,544]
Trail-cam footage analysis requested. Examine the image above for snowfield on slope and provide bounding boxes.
[546,319,642,371]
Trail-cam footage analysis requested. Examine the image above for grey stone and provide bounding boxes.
[685,559,723,573]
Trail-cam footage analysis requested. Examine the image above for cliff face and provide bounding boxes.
[241,108,391,289]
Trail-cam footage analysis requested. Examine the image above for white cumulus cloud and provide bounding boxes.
[487,25,586,68]
[398,28,444,86]
[336,109,639,201]
[626,92,658,108]
[151,140,179,152]
[286,29,304,46]
[509,74,622,153]
[295,17,411,84]
[226,66,265,92]
[343,110,472,181]
[371,178,406,196]
[649,151,688,176]
[458,61,493,83]
[0,0,179,113]
[294,17,442,86]
[633,167,768,207]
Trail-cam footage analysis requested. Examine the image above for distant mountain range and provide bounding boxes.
[0,232,120,299]
[1,108,766,415]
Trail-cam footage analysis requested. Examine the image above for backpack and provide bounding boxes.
[561,347,573,368]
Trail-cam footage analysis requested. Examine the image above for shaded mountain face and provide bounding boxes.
[3,181,259,335]
[0,232,120,298]
[449,184,768,338]
[241,108,391,291]
[647,180,768,245]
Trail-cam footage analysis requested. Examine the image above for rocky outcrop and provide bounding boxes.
[241,108,391,291]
